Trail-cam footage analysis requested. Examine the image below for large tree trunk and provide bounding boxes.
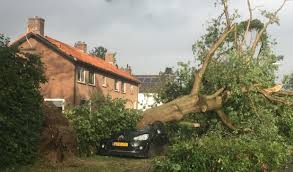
[137,94,222,128]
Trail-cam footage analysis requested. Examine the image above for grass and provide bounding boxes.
[5,156,153,172]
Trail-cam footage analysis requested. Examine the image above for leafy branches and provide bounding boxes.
[251,0,288,54]
[65,95,140,156]
[90,46,107,59]
[0,34,46,169]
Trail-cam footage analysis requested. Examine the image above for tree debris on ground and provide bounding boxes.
[40,102,78,163]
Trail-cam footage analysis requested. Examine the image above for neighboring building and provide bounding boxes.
[12,16,140,109]
[135,75,162,110]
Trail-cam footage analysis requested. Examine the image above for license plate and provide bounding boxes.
[112,142,128,147]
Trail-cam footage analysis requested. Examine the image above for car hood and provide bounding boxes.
[113,127,152,140]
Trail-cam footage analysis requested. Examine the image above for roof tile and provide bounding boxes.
[44,36,139,83]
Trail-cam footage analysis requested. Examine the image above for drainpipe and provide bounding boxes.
[73,58,77,106]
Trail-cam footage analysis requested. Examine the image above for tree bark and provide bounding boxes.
[137,93,223,129]
[191,25,235,95]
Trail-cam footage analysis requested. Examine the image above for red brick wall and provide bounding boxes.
[19,37,75,106]
[76,67,139,109]
[95,72,139,108]
[18,37,139,109]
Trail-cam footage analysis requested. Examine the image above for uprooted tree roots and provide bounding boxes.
[40,103,78,163]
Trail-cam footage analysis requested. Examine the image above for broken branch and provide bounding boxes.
[259,90,293,106]
[273,90,293,96]
[251,0,287,54]
[191,25,236,95]
[204,87,226,99]
[216,109,236,130]
[240,0,252,49]
[222,0,232,28]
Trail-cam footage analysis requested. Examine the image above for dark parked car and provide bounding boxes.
[98,122,168,158]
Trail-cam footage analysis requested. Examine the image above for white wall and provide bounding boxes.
[138,93,162,111]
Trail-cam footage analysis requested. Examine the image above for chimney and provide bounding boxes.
[105,53,116,65]
[165,67,173,74]
[125,64,132,75]
[27,16,45,36]
[74,41,87,53]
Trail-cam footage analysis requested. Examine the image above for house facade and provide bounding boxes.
[135,68,174,110]
[135,75,162,110]
[12,16,140,109]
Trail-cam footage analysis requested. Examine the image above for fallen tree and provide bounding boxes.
[150,1,293,171]
[137,0,293,130]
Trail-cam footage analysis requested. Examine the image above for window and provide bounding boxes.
[114,80,120,92]
[77,67,85,83]
[102,76,107,87]
[130,85,134,94]
[44,98,65,112]
[122,82,126,93]
[88,71,95,85]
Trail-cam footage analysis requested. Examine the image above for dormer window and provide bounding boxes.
[77,67,85,83]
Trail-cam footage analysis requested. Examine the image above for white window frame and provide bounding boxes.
[114,80,120,92]
[44,98,65,112]
[77,67,85,83]
[102,76,107,87]
[130,85,134,94]
[88,71,95,86]
[122,82,127,93]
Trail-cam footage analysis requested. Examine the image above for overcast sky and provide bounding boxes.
[0,0,292,79]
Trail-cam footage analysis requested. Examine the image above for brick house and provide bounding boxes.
[12,16,140,110]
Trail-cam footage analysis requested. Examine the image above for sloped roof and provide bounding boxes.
[135,75,161,93]
[12,33,140,84]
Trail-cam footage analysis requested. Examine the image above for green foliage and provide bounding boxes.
[157,62,195,103]
[90,46,108,59]
[154,6,293,171]
[65,95,141,156]
[283,72,293,90]
[0,34,46,168]
[155,135,291,172]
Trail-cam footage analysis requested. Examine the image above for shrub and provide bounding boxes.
[155,134,291,172]
[65,94,141,156]
[0,34,46,169]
